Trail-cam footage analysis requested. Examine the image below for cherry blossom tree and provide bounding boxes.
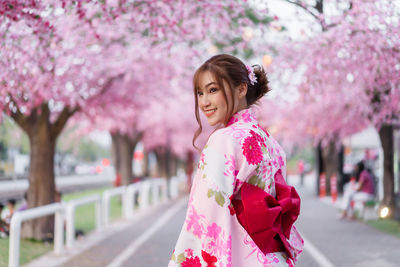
[273,0,400,209]
[73,4,275,186]
[0,2,108,239]
[1,0,272,239]
[77,44,194,184]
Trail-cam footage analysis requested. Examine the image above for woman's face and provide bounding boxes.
[197,71,231,126]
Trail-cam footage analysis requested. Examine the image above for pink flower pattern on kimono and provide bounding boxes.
[208,236,228,257]
[232,179,244,196]
[186,206,204,239]
[223,126,247,141]
[185,248,194,257]
[278,156,285,168]
[258,124,270,137]
[250,130,265,146]
[185,206,232,261]
[242,111,252,122]
[243,234,286,266]
[224,154,238,180]
[242,135,263,165]
[286,257,295,267]
[198,151,206,169]
[182,256,201,267]
[206,223,222,240]
[227,116,239,126]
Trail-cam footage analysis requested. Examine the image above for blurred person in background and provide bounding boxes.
[17,192,28,212]
[0,203,8,237]
[297,159,305,186]
[2,199,16,224]
[0,199,16,236]
[340,161,375,219]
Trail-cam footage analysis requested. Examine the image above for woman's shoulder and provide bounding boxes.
[207,127,240,147]
[209,123,255,145]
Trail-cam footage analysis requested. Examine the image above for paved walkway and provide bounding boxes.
[25,175,400,267]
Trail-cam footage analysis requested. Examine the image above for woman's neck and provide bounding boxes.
[235,99,248,114]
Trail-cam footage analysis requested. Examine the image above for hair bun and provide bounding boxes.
[246,65,270,105]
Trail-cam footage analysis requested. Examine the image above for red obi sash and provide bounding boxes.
[232,170,300,259]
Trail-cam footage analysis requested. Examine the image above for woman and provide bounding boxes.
[169,54,303,267]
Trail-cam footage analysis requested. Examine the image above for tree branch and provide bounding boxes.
[283,0,322,22]
[51,106,79,138]
[130,131,143,147]
[6,94,30,133]
[39,102,50,127]
[86,73,125,104]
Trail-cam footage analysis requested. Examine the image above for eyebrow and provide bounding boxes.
[199,82,216,90]
[205,82,216,87]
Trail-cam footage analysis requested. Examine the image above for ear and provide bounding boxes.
[238,83,248,99]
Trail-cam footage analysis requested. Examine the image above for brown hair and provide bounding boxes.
[192,54,270,149]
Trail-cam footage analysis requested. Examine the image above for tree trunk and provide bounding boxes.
[170,155,178,177]
[337,145,345,194]
[378,125,395,213]
[321,141,340,195]
[111,131,142,185]
[154,146,169,178]
[142,150,150,177]
[21,130,56,240]
[316,143,324,195]
[17,105,74,240]
[111,133,122,179]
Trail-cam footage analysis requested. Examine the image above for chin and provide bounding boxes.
[207,117,223,126]
[207,120,218,126]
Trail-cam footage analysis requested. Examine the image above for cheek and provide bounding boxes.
[215,93,228,108]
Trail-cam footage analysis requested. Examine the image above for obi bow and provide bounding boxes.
[231,170,300,259]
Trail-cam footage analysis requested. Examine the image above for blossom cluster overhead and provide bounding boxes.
[0,0,272,155]
[270,0,400,147]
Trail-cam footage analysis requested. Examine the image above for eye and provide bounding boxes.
[209,87,218,93]
[197,91,203,96]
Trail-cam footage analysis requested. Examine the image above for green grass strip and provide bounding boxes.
[366,218,400,239]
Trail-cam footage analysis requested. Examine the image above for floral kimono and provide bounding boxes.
[169,109,304,267]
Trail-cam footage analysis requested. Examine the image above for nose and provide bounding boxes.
[199,94,210,108]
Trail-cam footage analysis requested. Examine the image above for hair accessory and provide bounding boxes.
[246,65,257,85]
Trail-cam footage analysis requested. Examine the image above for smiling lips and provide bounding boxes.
[204,108,217,117]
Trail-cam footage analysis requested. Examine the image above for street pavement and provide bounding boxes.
[294,179,400,267]
[25,174,400,267]
[0,170,114,203]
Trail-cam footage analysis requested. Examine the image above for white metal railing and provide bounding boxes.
[139,181,151,210]
[159,179,168,202]
[123,183,140,219]
[152,178,168,204]
[172,175,187,198]
[9,203,64,267]
[169,176,181,198]
[151,179,160,205]
[102,186,127,226]
[8,177,184,267]
[66,194,102,248]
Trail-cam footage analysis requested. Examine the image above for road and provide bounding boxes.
[0,169,114,203]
